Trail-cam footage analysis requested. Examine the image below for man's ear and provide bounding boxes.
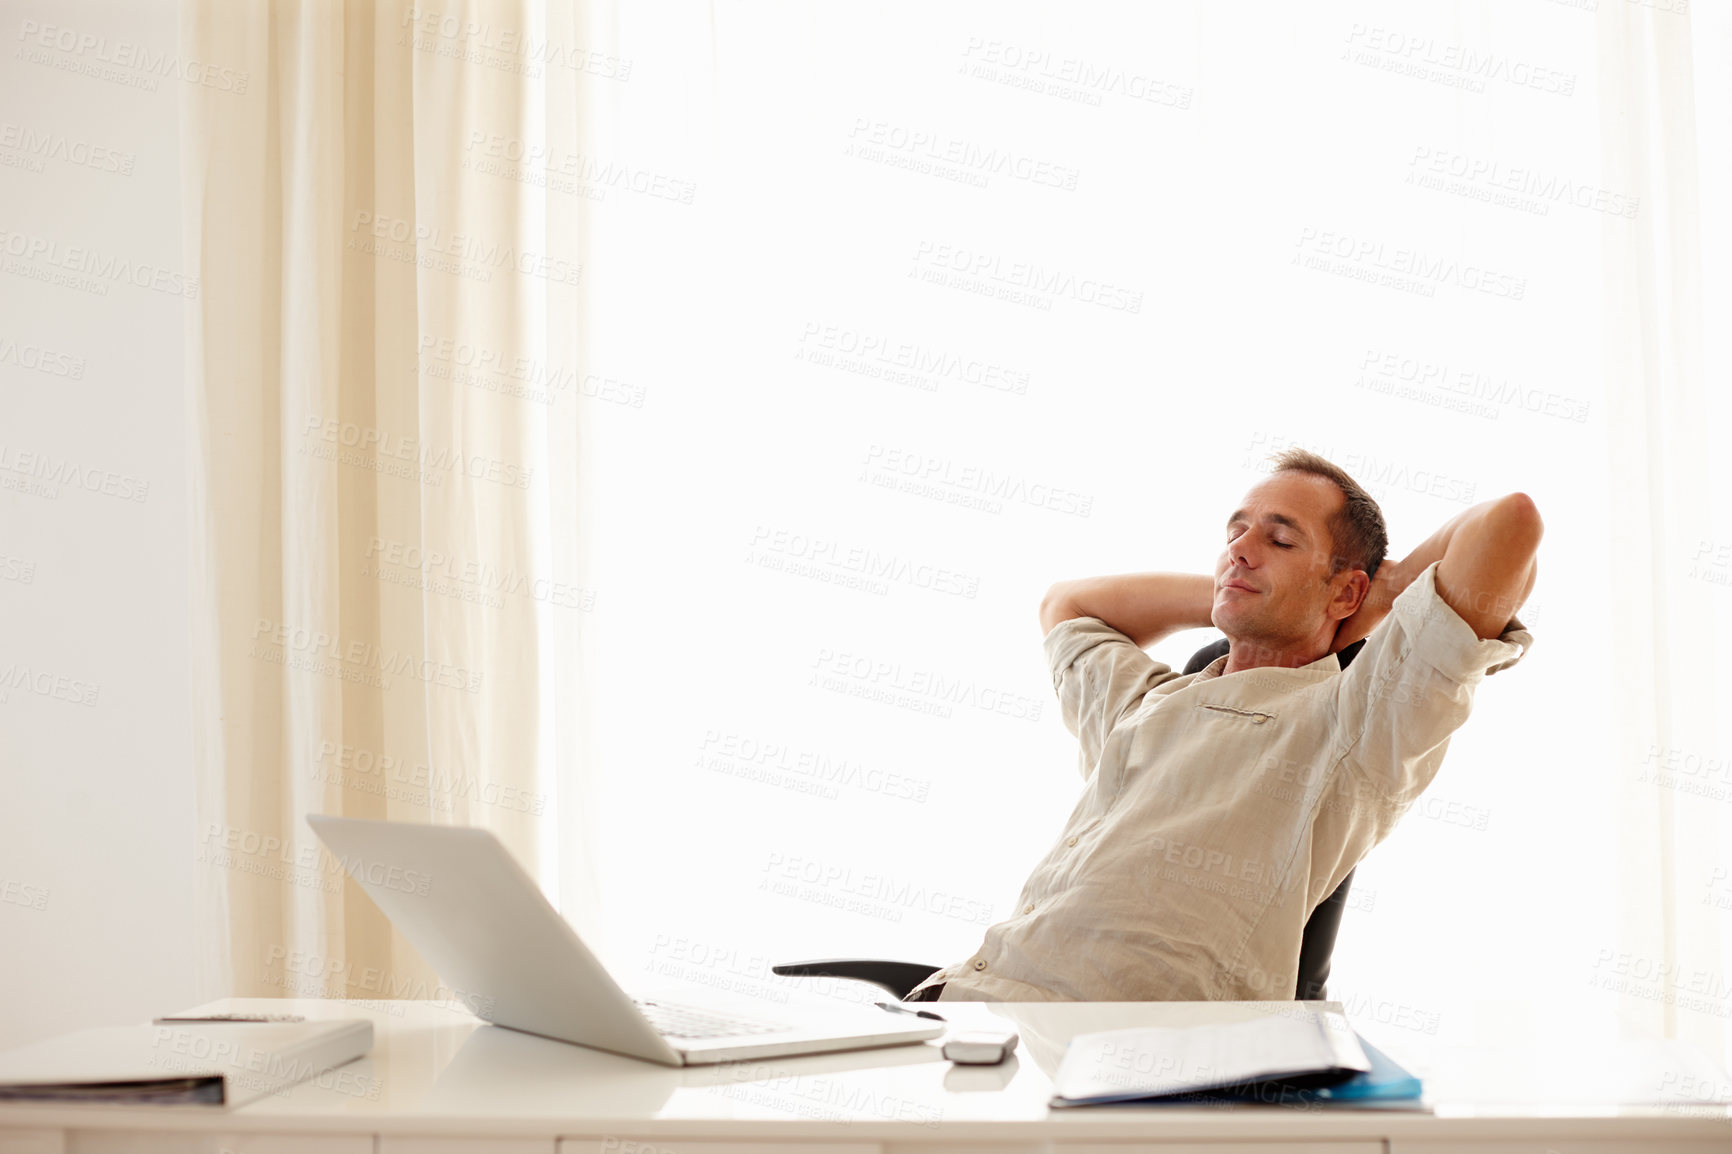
[1330,569,1371,621]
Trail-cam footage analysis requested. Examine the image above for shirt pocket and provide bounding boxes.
[1196,702,1278,726]
[1192,702,1285,785]
[1193,701,1320,827]
[1152,701,1286,806]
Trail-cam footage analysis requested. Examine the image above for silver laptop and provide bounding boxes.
[306,816,944,1066]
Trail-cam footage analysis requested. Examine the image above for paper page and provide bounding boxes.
[1053,1008,1368,1102]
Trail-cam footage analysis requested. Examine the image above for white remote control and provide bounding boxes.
[941,1028,1020,1065]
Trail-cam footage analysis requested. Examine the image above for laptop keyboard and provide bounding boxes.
[632,999,787,1040]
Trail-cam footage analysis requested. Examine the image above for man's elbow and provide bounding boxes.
[1039,584,1078,635]
[1494,492,1545,551]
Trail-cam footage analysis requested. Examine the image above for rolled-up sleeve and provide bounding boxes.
[1330,560,1535,805]
[1043,617,1185,781]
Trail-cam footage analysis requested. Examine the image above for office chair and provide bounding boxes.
[774,633,1368,1002]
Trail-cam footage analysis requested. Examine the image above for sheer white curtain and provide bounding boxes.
[180,0,595,1002]
[1598,2,1730,1061]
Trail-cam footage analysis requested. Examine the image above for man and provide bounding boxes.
[905,449,1541,1002]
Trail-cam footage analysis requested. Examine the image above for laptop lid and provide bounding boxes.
[306,815,683,1065]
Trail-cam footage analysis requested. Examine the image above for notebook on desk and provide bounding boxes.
[0,1019,372,1107]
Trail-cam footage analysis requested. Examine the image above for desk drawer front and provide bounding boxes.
[560,1144,880,1154]
[63,1136,371,1154]
[1385,1136,1732,1143]
[382,1141,554,1154]
[0,1134,63,1154]
[1054,1144,1384,1154]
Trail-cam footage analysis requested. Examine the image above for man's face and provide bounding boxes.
[1212,471,1359,652]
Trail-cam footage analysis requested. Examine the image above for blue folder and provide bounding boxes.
[1299,1033,1424,1103]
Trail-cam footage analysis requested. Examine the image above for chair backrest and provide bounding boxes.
[1181,634,1367,999]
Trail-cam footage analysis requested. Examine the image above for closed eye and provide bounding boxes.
[1228,530,1295,549]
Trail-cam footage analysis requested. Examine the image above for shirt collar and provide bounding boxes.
[1194,649,1342,682]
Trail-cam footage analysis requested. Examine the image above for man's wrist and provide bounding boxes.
[1050,572,1217,648]
[1370,556,1411,610]
[1189,573,1217,631]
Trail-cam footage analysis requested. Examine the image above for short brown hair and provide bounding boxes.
[1266,448,1388,581]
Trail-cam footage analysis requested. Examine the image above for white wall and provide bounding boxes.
[0,0,196,1049]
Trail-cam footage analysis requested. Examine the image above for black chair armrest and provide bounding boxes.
[771,959,941,1000]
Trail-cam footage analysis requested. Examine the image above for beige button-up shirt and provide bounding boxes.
[912,560,1533,1002]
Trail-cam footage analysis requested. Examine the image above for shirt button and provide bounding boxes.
[972,958,988,971]
[1067,836,1078,847]
[1024,903,1035,914]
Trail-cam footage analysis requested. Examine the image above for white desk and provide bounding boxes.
[2,996,1730,1154]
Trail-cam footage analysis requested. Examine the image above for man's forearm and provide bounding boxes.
[1333,495,1538,650]
[1352,506,1477,618]
[1040,573,1216,647]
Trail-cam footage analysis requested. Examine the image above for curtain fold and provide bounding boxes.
[1598,3,1726,1059]
[182,0,591,1002]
